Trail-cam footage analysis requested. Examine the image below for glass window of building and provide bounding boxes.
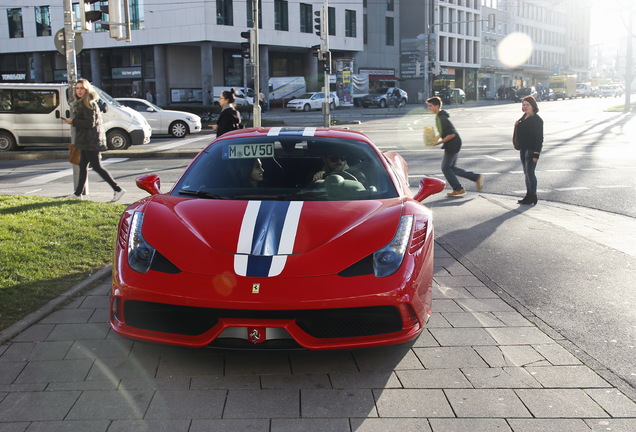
[217,0,233,26]
[7,8,23,38]
[275,0,288,31]
[35,6,51,37]
[328,7,335,36]
[386,17,394,46]
[345,10,356,37]
[300,3,312,33]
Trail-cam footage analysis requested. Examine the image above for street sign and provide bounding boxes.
[54,28,83,56]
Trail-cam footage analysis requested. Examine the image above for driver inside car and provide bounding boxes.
[312,153,367,187]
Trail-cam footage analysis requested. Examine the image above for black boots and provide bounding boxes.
[518,194,538,205]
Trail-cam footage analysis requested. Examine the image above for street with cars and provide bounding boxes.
[1,96,635,429]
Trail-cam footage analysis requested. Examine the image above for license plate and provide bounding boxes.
[226,143,274,159]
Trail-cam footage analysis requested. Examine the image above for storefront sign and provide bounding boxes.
[112,67,142,79]
[1,73,27,82]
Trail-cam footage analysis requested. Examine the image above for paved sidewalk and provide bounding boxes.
[1,237,636,431]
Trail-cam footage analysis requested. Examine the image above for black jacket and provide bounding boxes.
[515,114,543,157]
[216,105,241,137]
[70,94,107,152]
[436,110,461,153]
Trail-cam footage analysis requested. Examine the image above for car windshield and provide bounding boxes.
[94,87,121,106]
[171,136,399,201]
[144,100,163,111]
[296,93,315,100]
[371,88,389,95]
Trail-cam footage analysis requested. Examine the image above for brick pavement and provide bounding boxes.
[1,244,635,431]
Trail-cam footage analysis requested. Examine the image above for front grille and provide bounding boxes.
[123,301,403,339]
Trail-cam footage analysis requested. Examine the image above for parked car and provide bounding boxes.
[110,127,446,349]
[514,87,537,102]
[116,98,201,138]
[0,83,151,151]
[598,85,623,98]
[450,88,465,104]
[576,82,592,98]
[360,87,408,108]
[287,92,338,111]
[540,88,556,101]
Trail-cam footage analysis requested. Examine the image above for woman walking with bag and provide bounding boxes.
[513,96,543,205]
[63,79,125,202]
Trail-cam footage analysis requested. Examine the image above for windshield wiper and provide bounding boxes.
[178,189,230,199]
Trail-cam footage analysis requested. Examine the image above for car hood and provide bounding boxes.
[139,195,404,277]
[162,109,200,120]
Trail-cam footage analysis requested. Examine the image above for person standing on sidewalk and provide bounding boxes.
[63,79,126,202]
[514,95,543,205]
[210,90,241,137]
[426,96,483,197]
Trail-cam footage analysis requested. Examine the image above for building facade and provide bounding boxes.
[0,0,593,105]
[0,0,402,106]
[479,0,591,99]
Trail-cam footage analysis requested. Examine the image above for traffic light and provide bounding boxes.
[78,0,103,32]
[487,13,496,30]
[240,29,256,63]
[311,44,322,58]
[314,9,322,37]
[322,51,331,74]
[76,0,128,40]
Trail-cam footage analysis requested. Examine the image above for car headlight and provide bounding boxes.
[373,215,413,277]
[128,211,156,273]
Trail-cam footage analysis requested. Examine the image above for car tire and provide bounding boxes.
[169,121,188,138]
[106,129,131,150]
[303,104,311,112]
[0,130,17,152]
[379,99,387,108]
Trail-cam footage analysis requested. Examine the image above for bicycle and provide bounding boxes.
[387,96,405,112]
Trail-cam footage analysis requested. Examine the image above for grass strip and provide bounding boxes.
[0,195,124,330]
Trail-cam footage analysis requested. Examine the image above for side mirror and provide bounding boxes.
[136,174,161,195]
[413,177,445,202]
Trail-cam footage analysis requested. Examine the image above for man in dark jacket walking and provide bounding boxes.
[426,96,483,196]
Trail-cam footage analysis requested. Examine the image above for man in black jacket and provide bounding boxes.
[426,96,483,197]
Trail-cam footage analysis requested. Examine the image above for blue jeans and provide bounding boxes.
[441,151,479,191]
[520,150,538,195]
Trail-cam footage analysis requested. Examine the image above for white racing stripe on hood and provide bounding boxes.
[234,201,304,277]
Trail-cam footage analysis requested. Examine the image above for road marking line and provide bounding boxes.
[546,169,575,172]
[554,187,590,191]
[597,185,631,189]
[485,155,505,161]
[19,158,128,185]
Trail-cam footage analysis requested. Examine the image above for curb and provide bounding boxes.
[0,265,112,345]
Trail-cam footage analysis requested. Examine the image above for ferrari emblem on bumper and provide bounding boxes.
[252,283,260,294]
[248,327,266,344]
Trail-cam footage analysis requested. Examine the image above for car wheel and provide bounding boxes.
[379,99,387,108]
[303,103,311,112]
[169,121,188,138]
[0,131,17,152]
[106,129,131,150]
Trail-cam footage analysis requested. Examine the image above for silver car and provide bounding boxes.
[116,98,202,138]
[287,92,338,112]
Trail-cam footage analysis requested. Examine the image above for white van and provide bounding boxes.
[212,86,254,106]
[0,83,152,152]
[576,82,592,98]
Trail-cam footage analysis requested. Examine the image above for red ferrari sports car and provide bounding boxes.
[110,127,445,349]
